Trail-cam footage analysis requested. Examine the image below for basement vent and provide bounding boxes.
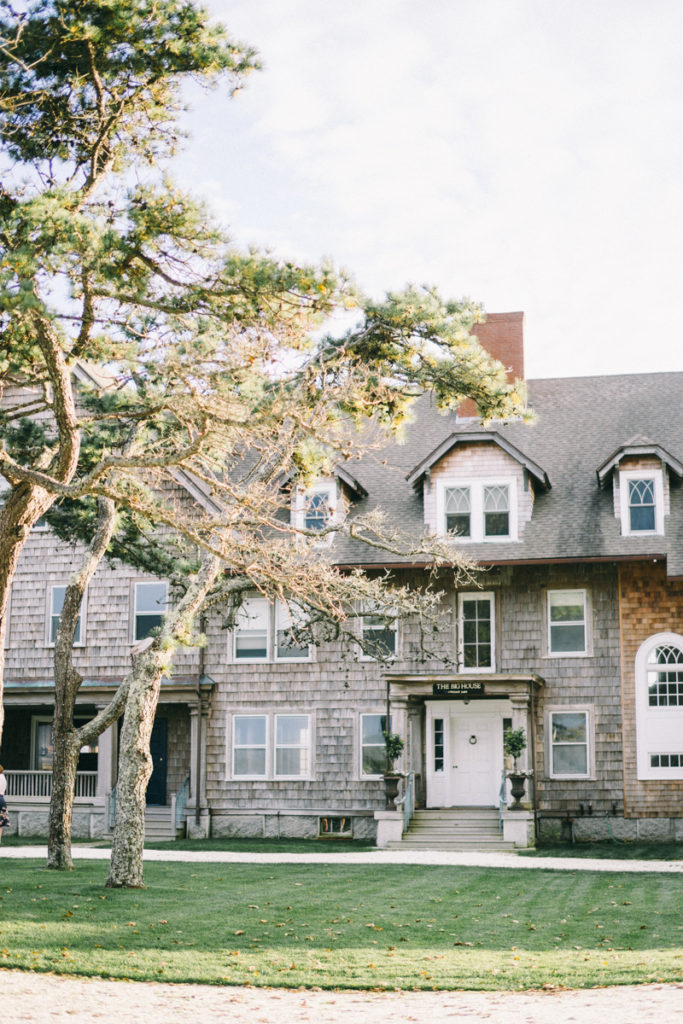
[319,816,352,838]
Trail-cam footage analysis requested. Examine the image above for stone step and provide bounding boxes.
[385,840,516,851]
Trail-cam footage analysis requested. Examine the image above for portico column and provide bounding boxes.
[510,693,531,773]
[189,704,208,810]
[389,696,410,772]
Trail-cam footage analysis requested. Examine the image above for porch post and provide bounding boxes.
[509,693,531,773]
[188,702,210,838]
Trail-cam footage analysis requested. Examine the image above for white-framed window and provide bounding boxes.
[233,597,311,662]
[234,596,270,661]
[31,715,98,772]
[360,606,398,660]
[546,707,593,779]
[133,581,168,642]
[457,592,495,671]
[360,713,390,777]
[275,601,311,661]
[47,584,85,647]
[275,715,310,778]
[619,468,664,536]
[635,633,683,779]
[293,478,339,544]
[547,589,588,656]
[437,479,517,541]
[231,712,311,779]
[232,714,268,777]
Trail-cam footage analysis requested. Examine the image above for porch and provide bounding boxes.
[0,677,214,840]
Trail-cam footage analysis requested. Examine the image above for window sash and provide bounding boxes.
[134,581,167,642]
[628,478,656,532]
[361,713,389,776]
[233,715,267,777]
[549,711,589,777]
[459,593,494,670]
[439,480,515,541]
[275,715,310,777]
[275,601,310,661]
[444,486,471,537]
[548,590,587,654]
[483,485,510,537]
[234,597,270,660]
[49,585,82,645]
[361,610,397,660]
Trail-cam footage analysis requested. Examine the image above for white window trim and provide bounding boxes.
[358,605,399,662]
[31,715,54,770]
[635,632,683,780]
[274,713,313,780]
[436,477,518,542]
[131,579,168,645]
[232,595,271,663]
[292,477,340,546]
[231,597,313,664]
[545,705,595,780]
[274,600,312,663]
[359,711,391,779]
[46,583,86,648]
[457,591,496,673]
[618,468,664,536]
[229,711,313,780]
[546,588,590,658]
[231,713,269,779]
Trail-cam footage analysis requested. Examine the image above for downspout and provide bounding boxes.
[196,612,206,827]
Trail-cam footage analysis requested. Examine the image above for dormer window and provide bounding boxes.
[444,487,471,537]
[437,478,517,542]
[293,478,338,544]
[483,485,510,537]
[619,469,664,536]
[304,489,332,532]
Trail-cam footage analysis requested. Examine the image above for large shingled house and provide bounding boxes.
[2,313,682,848]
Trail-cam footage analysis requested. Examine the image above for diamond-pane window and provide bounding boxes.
[628,478,656,532]
[483,485,510,537]
[444,486,471,536]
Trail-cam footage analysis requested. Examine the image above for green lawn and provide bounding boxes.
[1,859,682,990]
[522,841,683,860]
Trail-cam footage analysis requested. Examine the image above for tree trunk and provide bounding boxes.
[47,497,116,869]
[105,656,161,888]
[46,730,80,870]
[106,553,222,888]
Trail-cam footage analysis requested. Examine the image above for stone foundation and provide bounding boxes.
[538,814,683,843]
[209,811,376,842]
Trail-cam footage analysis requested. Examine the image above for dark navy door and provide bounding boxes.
[146,717,168,805]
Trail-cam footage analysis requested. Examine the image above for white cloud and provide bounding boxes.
[174,0,683,378]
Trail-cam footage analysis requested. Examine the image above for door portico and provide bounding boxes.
[426,699,511,807]
[385,672,544,811]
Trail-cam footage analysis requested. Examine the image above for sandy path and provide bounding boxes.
[3,970,683,1024]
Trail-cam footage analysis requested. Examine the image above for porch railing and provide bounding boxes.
[5,770,97,800]
[396,771,415,834]
[498,769,507,832]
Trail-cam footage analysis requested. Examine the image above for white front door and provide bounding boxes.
[426,701,510,808]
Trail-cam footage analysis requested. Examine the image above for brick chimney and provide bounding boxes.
[458,311,525,418]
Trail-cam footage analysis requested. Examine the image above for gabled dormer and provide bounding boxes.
[596,438,683,537]
[291,466,367,543]
[406,431,549,542]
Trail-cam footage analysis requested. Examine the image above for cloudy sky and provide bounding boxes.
[174,0,683,380]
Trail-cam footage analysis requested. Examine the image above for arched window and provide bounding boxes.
[635,633,683,779]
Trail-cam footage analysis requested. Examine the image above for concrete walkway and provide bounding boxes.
[2,844,682,871]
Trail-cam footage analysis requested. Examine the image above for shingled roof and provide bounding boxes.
[331,370,683,578]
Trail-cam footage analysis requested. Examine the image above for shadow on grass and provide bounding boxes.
[1,860,682,989]
[521,841,683,860]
